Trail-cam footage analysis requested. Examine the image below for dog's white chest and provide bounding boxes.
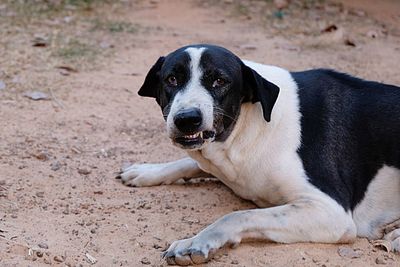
[189,147,267,205]
[187,102,310,207]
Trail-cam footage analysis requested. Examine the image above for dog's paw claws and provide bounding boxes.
[189,250,208,264]
[163,237,217,265]
[165,255,176,265]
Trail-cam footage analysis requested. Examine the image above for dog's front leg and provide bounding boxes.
[117,157,208,187]
[164,199,356,265]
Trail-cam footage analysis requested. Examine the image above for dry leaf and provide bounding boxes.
[344,39,356,47]
[55,65,78,73]
[322,24,338,33]
[372,239,392,252]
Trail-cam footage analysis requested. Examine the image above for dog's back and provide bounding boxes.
[292,69,400,210]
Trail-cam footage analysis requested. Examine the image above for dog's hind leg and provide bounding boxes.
[353,165,400,253]
[116,157,208,187]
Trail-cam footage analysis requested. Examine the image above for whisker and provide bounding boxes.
[213,106,238,122]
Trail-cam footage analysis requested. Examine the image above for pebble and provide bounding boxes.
[36,191,45,198]
[376,256,387,265]
[153,244,162,249]
[34,151,50,161]
[337,247,363,258]
[50,161,61,171]
[38,242,49,249]
[231,259,239,264]
[85,252,97,264]
[366,30,378,38]
[78,168,91,175]
[140,257,151,265]
[0,80,5,90]
[24,91,49,100]
[53,255,65,263]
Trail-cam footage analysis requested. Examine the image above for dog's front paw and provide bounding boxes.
[116,163,167,187]
[163,231,238,265]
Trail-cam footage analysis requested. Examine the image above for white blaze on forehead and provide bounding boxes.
[166,47,214,136]
[186,47,206,84]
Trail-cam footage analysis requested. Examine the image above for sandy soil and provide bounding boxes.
[1,0,400,266]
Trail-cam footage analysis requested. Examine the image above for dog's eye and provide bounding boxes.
[212,78,225,88]
[167,76,178,87]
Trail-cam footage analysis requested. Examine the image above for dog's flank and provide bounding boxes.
[120,44,400,265]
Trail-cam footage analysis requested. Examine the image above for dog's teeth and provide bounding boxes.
[200,132,203,138]
[184,132,201,139]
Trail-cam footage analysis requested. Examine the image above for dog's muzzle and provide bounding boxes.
[172,108,215,149]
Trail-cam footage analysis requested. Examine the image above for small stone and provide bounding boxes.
[0,80,5,90]
[36,191,45,198]
[36,251,43,257]
[50,161,61,171]
[24,91,49,100]
[140,257,151,265]
[153,244,162,249]
[78,168,91,175]
[53,255,64,263]
[376,256,387,265]
[367,30,378,38]
[231,259,239,264]
[337,246,362,258]
[85,253,97,264]
[38,242,49,249]
[90,229,96,234]
[34,151,50,161]
[11,214,17,218]
[100,41,114,49]
[32,35,49,47]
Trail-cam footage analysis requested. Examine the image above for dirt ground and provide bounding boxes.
[1,0,400,266]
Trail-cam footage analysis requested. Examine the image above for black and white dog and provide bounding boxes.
[118,44,400,265]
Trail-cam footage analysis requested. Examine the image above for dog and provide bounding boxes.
[117,44,400,265]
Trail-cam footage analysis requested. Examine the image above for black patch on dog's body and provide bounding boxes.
[292,69,400,211]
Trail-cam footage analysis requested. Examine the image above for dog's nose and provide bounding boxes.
[174,108,202,133]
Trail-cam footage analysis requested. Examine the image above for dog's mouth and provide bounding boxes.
[173,130,215,149]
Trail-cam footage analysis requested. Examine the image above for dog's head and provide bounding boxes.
[138,44,279,150]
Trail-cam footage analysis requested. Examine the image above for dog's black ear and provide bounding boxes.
[241,63,280,122]
[138,56,165,98]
